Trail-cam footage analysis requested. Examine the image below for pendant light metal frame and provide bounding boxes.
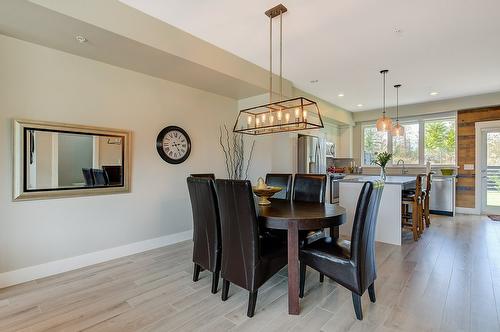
[376,69,393,132]
[391,84,405,137]
[233,4,323,135]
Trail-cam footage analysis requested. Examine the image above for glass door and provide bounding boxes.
[481,129,500,214]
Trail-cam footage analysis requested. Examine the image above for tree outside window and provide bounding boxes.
[363,126,388,165]
[393,123,419,164]
[424,120,455,165]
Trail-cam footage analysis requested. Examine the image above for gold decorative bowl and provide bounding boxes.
[252,186,283,205]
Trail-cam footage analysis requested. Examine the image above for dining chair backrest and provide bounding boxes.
[292,174,327,203]
[187,176,221,272]
[215,179,260,287]
[415,174,424,199]
[92,169,109,186]
[425,171,434,193]
[191,173,215,180]
[265,173,292,200]
[349,181,384,292]
[82,168,94,186]
[102,165,122,185]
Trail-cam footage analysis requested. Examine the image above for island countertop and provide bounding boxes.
[340,175,416,186]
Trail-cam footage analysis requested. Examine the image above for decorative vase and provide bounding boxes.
[380,166,387,181]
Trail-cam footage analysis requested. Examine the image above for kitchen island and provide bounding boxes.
[339,175,416,245]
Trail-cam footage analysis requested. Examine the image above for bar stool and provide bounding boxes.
[401,174,424,241]
[422,171,434,228]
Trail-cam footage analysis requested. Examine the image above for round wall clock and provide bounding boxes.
[156,126,191,164]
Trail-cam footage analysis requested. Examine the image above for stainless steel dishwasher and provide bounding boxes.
[429,176,456,216]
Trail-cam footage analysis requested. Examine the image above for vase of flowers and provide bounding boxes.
[372,151,392,181]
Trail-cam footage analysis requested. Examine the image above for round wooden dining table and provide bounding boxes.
[258,199,346,315]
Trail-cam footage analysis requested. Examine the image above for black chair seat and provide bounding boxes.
[301,236,351,261]
[300,230,326,246]
[403,189,426,196]
[402,194,415,201]
[300,237,355,290]
[260,233,287,260]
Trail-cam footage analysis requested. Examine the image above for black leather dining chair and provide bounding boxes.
[191,173,215,180]
[215,179,288,317]
[82,168,94,186]
[292,174,327,203]
[92,169,109,186]
[102,165,123,185]
[293,174,328,245]
[299,181,384,320]
[265,173,292,200]
[187,177,221,294]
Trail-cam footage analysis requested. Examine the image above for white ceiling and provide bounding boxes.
[119,0,500,111]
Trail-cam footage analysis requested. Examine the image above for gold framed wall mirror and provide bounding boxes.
[13,119,131,201]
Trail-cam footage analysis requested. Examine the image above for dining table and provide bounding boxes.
[258,198,346,315]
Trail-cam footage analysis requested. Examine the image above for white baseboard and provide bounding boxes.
[455,207,481,215]
[0,229,192,289]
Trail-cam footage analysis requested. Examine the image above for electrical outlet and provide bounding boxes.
[463,164,474,171]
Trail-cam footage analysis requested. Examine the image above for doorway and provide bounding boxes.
[476,121,500,214]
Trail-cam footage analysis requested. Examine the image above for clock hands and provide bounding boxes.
[172,141,181,153]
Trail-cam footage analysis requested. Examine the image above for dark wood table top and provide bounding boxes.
[258,199,346,230]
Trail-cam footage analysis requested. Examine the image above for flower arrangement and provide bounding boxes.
[371,151,392,168]
[371,151,392,180]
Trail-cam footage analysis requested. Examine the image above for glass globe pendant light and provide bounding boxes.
[376,70,393,132]
[391,84,405,136]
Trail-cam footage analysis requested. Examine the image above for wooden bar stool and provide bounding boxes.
[422,171,434,228]
[401,174,424,241]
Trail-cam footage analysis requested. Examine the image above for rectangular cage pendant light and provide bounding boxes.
[233,97,323,135]
[233,4,323,135]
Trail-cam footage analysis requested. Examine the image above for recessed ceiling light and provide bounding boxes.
[338,93,344,97]
[75,35,87,43]
[357,104,363,107]
[430,91,439,96]
[310,79,319,84]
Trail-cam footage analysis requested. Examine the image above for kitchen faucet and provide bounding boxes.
[397,159,408,175]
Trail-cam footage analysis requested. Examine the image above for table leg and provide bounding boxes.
[287,221,300,315]
[330,226,339,240]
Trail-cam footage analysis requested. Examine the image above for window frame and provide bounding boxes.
[360,114,457,167]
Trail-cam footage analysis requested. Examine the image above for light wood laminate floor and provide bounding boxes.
[1,214,500,331]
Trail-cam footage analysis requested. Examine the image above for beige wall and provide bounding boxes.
[98,136,122,167]
[33,131,54,188]
[0,35,240,272]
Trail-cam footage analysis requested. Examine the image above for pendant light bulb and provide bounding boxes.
[391,84,405,137]
[376,70,393,132]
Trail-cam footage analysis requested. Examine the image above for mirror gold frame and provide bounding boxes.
[13,119,131,201]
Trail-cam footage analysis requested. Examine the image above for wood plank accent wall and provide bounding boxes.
[457,105,500,208]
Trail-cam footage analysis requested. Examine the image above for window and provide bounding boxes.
[363,126,388,165]
[361,117,456,166]
[424,119,456,165]
[392,122,419,164]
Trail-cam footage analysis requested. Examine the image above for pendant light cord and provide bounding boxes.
[383,71,386,118]
[279,10,283,100]
[396,86,399,123]
[269,15,272,104]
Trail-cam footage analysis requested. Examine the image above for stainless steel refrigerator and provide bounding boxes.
[297,134,326,174]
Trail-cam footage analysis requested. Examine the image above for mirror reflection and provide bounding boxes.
[25,129,124,191]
